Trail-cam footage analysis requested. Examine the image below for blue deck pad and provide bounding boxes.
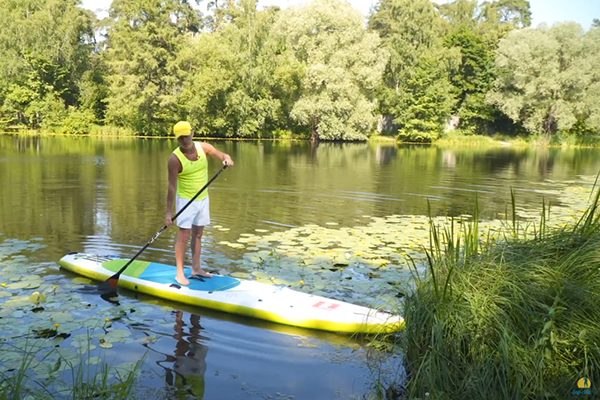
[138,262,241,292]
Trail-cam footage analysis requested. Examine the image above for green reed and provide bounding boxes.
[0,335,146,400]
[402,182,600,400]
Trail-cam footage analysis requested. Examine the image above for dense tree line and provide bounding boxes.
[0,0,598,142]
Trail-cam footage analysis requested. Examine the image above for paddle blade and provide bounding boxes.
[98,274,120,292]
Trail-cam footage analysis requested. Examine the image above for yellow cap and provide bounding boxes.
[173,121,192,138]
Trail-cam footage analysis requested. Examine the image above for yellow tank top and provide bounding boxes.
[172,142,208,200]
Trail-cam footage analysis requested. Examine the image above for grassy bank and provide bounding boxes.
[0,126,311,140]
[401,188,600,399]
[3,127,600,148]
[433,131,600,149]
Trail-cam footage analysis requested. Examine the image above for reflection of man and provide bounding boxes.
[167,310,208,399]
[169,310,209,398]
[146,310,210,399]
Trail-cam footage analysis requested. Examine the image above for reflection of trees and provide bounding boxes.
[0,136,100,252]
[3,135,600,263]
[375,144,398,165]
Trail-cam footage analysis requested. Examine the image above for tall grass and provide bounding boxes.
[402,184,600,399]
[0,335,147,400]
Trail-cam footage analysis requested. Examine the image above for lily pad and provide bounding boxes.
[230,272,252,279]
[6,281,31,290]
[87,356,102,365]
[50,312,74,324]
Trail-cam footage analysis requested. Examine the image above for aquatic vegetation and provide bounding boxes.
[0,240,167,398]
[213,180,593,315]
[2,172,599,399]
[401,182,600,399]
[0,336,146,400]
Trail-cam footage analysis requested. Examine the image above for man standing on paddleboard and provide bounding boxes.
[165,121,234,286]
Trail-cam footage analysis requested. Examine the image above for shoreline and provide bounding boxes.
[3,130,600,149]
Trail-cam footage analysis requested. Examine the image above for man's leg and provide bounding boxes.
[175,228,191,285]
[191,225,213,278]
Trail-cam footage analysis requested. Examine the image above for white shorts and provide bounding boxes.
[175,195,210,229]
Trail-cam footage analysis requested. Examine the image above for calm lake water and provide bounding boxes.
[2,135,600,399]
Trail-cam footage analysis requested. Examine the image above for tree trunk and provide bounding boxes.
[311,117,320,143]
[544,105,557,136]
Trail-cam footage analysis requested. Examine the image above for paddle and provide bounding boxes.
[98,165,228,292]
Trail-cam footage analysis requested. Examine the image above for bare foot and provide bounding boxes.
[176,274,190,285]
[191,268,213,278]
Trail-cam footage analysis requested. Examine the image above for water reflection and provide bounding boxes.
[375,144,398,165]
[145,310,209,399]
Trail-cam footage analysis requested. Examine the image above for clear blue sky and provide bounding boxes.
[81,0,599,30]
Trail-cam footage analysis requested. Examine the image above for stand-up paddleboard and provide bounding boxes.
[59,252,404,334]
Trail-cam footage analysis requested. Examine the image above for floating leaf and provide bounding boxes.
[105,329,132,343]
[230,272,252,279]
[87,356,102,365]
[6,282,30,290]
[50,312,74,324]
[26,281,41,289]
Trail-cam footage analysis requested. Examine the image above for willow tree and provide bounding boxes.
[487,22,599,136]
[272,0,388,142]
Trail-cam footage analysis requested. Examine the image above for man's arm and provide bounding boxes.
[165,154,180,226]
[200,142,234,167]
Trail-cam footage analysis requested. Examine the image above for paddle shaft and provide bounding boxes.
[103,165,228,288]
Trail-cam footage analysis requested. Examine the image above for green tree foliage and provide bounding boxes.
[176,1,297,138]
[487,22,600,136]
[437,0,479,31]
[582,25,600,132]
[0,0,597,143]
[476,0,532,46]
[102,0,202,135]
[274,0,388,141]
[480,0,532,28]
[0,0,96,130]
[443,28,496,133]
[436,0,539,135]
[369,0,456,142]
[176,31,238,136]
